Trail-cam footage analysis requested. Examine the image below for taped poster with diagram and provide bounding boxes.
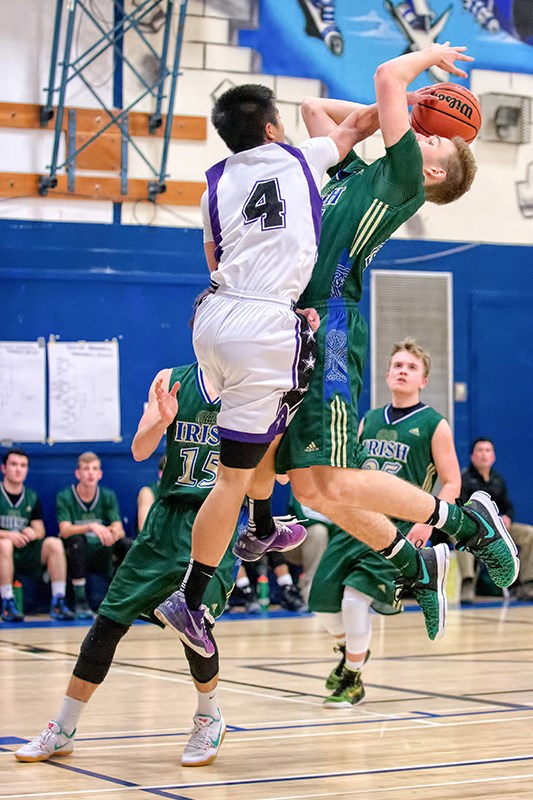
[48,338,121,443]
[0,340,46,443]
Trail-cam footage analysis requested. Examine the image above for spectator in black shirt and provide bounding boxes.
[458,438,533,602]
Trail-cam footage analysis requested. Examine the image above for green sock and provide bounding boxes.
[73,584,87,604]
[380,532,419,579]
[437,502,478,543]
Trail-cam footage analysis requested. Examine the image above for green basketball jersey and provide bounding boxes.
[300,130,425,306]
[158,364,220,504]
[0,484,40,531]
[56,485,121,526]
[148,480,161,500]
[360,404,444,493]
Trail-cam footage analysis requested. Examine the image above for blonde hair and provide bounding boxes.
[425,136,477,206]
[77,451,101,468]
[390,338,431,378]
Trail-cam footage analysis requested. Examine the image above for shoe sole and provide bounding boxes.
[15,748,74,763]
[433,543,449,641]
[468,491,520,586]
[181,726,226,767]
[233,529,308,562]
[323,692,365,709]
[153,607,214,659]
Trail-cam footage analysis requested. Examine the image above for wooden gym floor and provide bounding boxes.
[1,602,533,800]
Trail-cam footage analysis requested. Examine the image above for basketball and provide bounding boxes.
[411,82,482,144]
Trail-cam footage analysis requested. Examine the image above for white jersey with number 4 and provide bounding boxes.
[202,137,339,302]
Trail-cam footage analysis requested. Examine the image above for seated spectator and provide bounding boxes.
[265,550,307,611]
[0,449,73,622]
[227,555,306,613]
[57,452,128,620]
[136,455,166,533]
[458,438,533,602]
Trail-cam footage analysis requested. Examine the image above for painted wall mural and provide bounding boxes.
[239,0,533,101]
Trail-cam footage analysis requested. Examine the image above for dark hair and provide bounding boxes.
[2,448,29,465]
[158,455,167,472]
[470,437,495,454]
[211,84,279,153]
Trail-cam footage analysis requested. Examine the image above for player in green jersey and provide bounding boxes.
[236,43,518,642]
[309,338,461,705]
[15,364,239,767]
[0,449,74,622]
[57,452,127,620]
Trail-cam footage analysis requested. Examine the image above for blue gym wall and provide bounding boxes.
[1,218,532,532]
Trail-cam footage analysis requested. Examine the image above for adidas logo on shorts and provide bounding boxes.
[305,442,319,452]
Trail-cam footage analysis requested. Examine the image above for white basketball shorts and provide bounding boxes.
[192,289,315,443]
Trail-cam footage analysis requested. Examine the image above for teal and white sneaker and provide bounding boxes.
[15,721,76,762]
[460,491,519,588]
[181,709,226,767]
[396,543,449,641]
[324,666,365,708]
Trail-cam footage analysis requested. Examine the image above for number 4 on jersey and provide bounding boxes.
[242,178,286,231]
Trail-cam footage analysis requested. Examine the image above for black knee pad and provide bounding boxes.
[73,614,129,685]
[220,437,269,469]
[182,626,219,684]
[267,550,286,569]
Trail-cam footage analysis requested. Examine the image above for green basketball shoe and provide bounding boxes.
[324,666,365,708]
[395,543,449,641]
[460,491,519,588]
[325,643,346,691]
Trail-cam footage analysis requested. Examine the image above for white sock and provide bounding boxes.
[276,573,292,588]
[236,576,251,590]
[342,586,372,658]
[0,584,14,600]
[55,696,86,735]
[196,687,219,718]
[345,657,366,672]
[51,581,66,597]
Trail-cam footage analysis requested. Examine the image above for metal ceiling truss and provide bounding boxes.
[39,0,188,202]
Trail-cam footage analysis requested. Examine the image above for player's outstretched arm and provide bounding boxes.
[132,368,178,462]
[375,42,474,148]
[301,96,380,155]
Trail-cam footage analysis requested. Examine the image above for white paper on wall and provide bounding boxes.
[48,339,121,443]
[0,340,47,442]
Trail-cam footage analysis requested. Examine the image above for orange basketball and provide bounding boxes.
[411,82,482,144]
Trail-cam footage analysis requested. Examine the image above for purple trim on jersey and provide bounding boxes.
[218,426,276,444]
[196,365,220,406]
[205,159,227,262]
[291,313,303,390]
[277,142,322,247]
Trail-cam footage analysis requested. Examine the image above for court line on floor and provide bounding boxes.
[5,753,533,798]
[6,707,533,758]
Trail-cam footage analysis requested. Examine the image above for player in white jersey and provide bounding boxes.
[155,84,366,656]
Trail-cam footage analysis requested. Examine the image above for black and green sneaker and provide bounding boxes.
[460,491,519,588]
[326,646,370,691]
[325,643,346,691]
[395,543,449,641]
[324,666,365,708]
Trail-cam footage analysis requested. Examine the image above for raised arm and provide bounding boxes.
[301,96,380,157]
[375,42,474,148]
[131,368,178,462]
